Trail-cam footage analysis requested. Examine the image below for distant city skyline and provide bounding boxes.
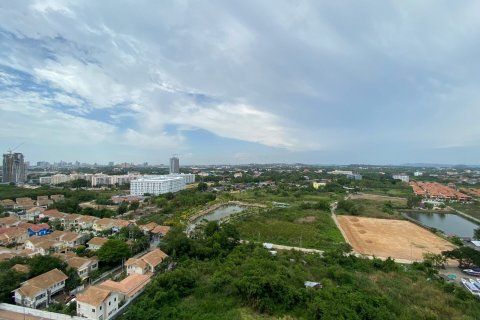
[1,2,480,165]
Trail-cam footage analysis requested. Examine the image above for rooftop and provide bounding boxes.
[76,286,111,306]
[16,269,68,298]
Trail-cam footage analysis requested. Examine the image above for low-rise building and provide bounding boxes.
[18,223,51,237]
[50,194,65,202]
[36,196,53,207]
[130,176,186,196]
[125,249,168,275]
[54,253,99,280]
[77,215,97,230]
[87,237,108,251]
[77,286,120,320]
[14,268,68,309]
[25,207,45,221]
[393,174,410,183]
[40,209,66,221]
[0,216,19,228]
[0,227,28,246]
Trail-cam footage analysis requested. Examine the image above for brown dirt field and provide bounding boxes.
[349,193,407,205]
[296,216,316,223]
[337,216,455,261]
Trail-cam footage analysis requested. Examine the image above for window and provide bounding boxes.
[109,301,111,306]
[114,297,116,302]
[100,306,102,310]
[91,308,95,312]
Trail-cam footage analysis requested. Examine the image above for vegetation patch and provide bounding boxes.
[232,206,344,250]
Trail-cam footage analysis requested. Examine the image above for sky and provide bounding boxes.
[1,1,479,165]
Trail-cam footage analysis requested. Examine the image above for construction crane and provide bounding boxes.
[7,142,23,154]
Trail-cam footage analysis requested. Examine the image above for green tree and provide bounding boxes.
[97,239,132,265]
[407,195,422,208]
[117,202,129,215]
[474,227,480,240]
[129,201,140,212]
[197,182,208,192]
[442,247,480,268]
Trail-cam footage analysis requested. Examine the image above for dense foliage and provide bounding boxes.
[122,223,480,320]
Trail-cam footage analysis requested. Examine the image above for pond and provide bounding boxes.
[403,211,479,238]
[187,205,245,233]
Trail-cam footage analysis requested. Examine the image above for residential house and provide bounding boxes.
[0,199,15,209]
[40,209,66,221]
[25,207,45,221]
[0,252,15,261]
[61,214,82,230]
[0,216,19,228]
[112,219,131,232]
[126,249,168,275]
[151,225,170,238]
[14,268,68,309]
[98,273,152,303]
[18,223,51,236]
[36,196,53,207]
[78,215,97,230]
[87,237,108,251]
[0,227,29,246]
[58,231,87,248]
[92,218,115,232]
[24,236,63,255]
[54,253,98,280]
[139,222,157,234]
[76,286,121,320]
[15,197,36,210]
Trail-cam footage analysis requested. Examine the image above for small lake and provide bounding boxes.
[403,212,479,238]
[187,205,245,233]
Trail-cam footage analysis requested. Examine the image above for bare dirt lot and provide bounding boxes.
[337,216,455,261]
[349,193,407,205]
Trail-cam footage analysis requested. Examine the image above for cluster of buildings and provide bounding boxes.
[39,173,140,187]
[410,181,471,202]
[0,194,64,211]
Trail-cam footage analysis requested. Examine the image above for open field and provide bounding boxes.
[336,216,455,261]
[336,198,406,219]
[349,192,407,205]
[232,207,344,250]
[450,202,480,220]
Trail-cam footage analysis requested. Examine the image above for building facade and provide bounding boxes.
[2,152,26,184]
[130,176,185,196]
[169,156,180,174]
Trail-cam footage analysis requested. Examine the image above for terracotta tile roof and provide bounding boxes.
[151,225,170,235]
[141,249,168,268]
[42,209,66,219]
[140,222,157,232]
[87,237,108,246]
[66,257,97,270]
[76,285,111,306]
[78,215,97,223]
[11,264,30,273]
[94,218,115,226]
[0,216,18,226]
[113,219,130,228]
[0,252,15,261]
[26,207,45,214]
[125,258,148,269]
[60,232,82,242]
[19,223,50,232]
[17,268,68,298]
[98,273,152,298]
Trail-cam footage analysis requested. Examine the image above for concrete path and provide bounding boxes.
[239,240,323,254]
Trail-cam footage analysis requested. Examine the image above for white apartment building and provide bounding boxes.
[130,176,186,196]
[393,174,410,183]
[168,173,196,184]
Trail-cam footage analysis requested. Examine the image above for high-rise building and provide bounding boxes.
[169,156,180,174]
[2,152,26,184]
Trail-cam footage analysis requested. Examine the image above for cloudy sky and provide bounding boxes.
[1,1,479,165]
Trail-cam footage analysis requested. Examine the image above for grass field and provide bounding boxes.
[336,198,406,219]
[232,206,344,250]
[450,202,480,220]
